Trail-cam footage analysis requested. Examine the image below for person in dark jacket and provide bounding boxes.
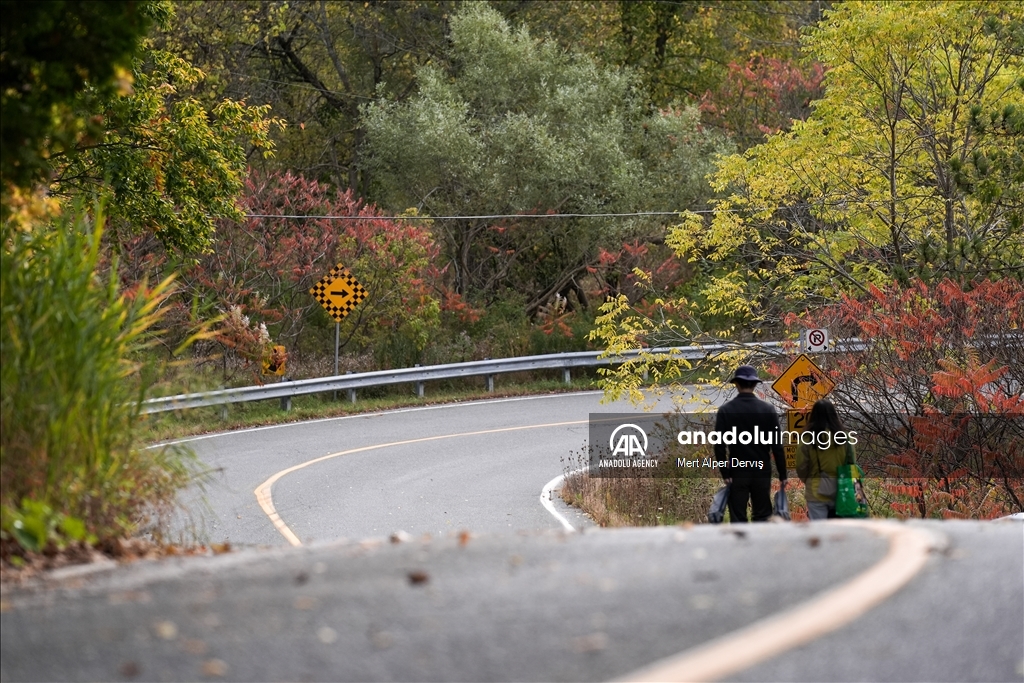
[714,365,788,522]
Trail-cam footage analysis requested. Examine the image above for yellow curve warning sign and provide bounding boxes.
[262,345,287,376]
[771,354,835,409]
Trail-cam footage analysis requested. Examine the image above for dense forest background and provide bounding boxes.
[120,0,836,373]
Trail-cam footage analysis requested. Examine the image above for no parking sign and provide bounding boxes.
[804,328,830,352]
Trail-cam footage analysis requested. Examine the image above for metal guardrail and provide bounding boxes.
[142,339,866,414]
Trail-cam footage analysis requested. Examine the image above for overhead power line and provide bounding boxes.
[241,200,927,221]
[242,210,704,221]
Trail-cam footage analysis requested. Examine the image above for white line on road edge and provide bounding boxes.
[539,468,588,532]
[615,520,944,682]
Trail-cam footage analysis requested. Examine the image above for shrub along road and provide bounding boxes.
[1,392,1021,681]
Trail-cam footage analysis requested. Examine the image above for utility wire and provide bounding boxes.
[240,199,955,221]
[242,210,706,221]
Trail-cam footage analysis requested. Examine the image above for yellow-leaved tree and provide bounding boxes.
[592,0,1023,405]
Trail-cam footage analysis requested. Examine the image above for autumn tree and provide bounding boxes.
[591,1,1023,417]
[699,55,825,149]
[50,8,282,255]
[361,2,730,315]
[785,279,1024,518]
[668,0,1023,332]
[122,171,441,372]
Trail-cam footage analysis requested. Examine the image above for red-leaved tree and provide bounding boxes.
[701,56,825,148]
[120,171,445,376]
[190,171,444,369]
[783,278,1024,518]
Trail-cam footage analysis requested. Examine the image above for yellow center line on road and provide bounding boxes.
[254,419,589,546]
[616,520,944,682]
[256,417,941,682]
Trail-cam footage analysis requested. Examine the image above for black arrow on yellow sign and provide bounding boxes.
[310,264,367,322]
[771,354,836,409]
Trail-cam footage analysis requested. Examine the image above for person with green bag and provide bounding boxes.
[795,400,863,520]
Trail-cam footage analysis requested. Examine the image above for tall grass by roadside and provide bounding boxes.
[1,209,197,554]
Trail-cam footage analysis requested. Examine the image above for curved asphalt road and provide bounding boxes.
[174,391,685,546]
[2,392,1022,682]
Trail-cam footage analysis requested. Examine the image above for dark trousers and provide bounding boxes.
[727,477,772,523]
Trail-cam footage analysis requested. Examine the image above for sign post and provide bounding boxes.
[783,408,810,469]
[310,263,367,387]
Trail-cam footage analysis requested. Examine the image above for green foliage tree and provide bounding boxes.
[494,0,825,147]
[158,0,453,194]
[362,2,730,314]
[611,0,815,106]
[0,0,153,193]
[1,1,280,552]
[50,33,282,254]
[160,1,817,198]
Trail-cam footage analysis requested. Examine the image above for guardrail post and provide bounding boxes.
[415,364,424,398]
[563,367,571,385]
[279,376,292,411]
[346,371,356,403]
[218,386,228,420]
[485,357,493,392]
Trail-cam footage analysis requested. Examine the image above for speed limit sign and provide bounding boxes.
[804,328,830,352]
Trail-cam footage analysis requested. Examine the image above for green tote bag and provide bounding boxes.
[836,444,869,518]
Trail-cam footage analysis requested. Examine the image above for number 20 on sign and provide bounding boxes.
[784,408,810,469]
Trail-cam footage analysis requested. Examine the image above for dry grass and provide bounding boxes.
[562,471,816,525]
[558,446,816,525]
[558,448,722,526]
[562,473,721,526]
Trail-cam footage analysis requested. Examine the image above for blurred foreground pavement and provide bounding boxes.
[1,520,1021,682]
